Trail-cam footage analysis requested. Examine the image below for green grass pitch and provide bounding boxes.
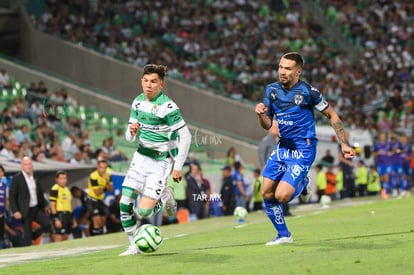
[1,196,413,274]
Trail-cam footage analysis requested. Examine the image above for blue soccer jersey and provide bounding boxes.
[262,80,329,199]
[264,80,328,149]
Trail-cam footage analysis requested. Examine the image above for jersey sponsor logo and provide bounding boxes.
[294,94,304,105]
[151,104,159,115]
[134,102,140,115]
[277,119,293,126]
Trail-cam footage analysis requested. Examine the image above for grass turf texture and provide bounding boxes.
[1,196,413,274]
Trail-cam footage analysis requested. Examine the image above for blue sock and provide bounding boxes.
[382,180,390,193]
[264,198,290,237]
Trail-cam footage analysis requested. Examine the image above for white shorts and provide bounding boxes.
[122,151,173,200]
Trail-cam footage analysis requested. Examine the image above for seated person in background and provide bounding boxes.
[70,186,90,238]
[106,193,122,233]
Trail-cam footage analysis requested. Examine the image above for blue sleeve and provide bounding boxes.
[309,85,329,112]
[263,86,274,117]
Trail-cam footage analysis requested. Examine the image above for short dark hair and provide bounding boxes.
[97,159,108,166]
[55,170,67,177]
[254,168,261,174]
[281,52,304,68]
[143,64,168,80]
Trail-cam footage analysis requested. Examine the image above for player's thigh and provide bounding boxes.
[142,157,173,200]
[122,152,147,192]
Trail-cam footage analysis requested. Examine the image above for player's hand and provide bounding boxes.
[13,211,22,220]
[255,103,267,115]
[129,122,139,136]
[172,170,183,183]
[55,219,62,228]
[341,144,355,159]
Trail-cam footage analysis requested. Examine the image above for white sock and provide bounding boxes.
[128,234,135,246]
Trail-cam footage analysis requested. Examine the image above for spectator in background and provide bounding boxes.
[200,167,211,217]
[232,161,248,209]
[252,168,264,211]
[61,133,78,162]
[15,124,32,146]
[4,207,24,247]
[336,164,344,199]
[49,170,76,242]
[320,149,335,166]
[0,165,8,248]
[185,162,207,220]
[0,138,15,159]
[315,164,327,202]
[0,68,11,88]
[9,157,51,246]
[220,165,235,216]
[101,137,128,162]
[69,150,86,165]
[226,146,244,167]
[325,165,337,200]
[338,133,356,199]
[106,193,122,233]
[367,165,381,196]
[355,160,368,197]
[70,186,90,238]
[86,160,113,236]
[168,175,187,211]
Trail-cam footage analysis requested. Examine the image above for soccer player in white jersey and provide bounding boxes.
[119,64,192,256]
[255,52,355,245]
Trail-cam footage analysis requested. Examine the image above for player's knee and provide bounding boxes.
[262,189,274,199]
[275,192,290,203]
[137,207,153,219]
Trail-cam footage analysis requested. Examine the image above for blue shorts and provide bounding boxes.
[262,142,316,201]
[376,164,391,177]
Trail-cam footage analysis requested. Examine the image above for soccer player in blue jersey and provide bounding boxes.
[397,134,412,197]
[372,132,391,197]
[255,52,355,245]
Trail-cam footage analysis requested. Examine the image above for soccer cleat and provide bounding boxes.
[299,176,312,203]
[153,201,163,215]
[265,234,294,246]
[119,245,142,256]
[381,189,389,199]
[164,186,177,217]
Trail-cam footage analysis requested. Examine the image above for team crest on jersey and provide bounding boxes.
[294,94,304,105]
[151,104,159,115]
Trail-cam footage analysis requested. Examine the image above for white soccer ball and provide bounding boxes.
[134,224,163,253]
[233,206,248,219]
[320,195,332,206]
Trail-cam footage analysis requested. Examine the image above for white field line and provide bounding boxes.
[0,245,121,268]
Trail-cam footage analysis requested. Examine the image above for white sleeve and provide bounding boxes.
[125,121,137,142]
[173,125,192,171]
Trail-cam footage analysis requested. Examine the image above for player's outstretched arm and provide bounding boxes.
[255,103,272,130]
[322,106,355,159]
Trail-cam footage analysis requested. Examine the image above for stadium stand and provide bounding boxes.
[25,0,414,137]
